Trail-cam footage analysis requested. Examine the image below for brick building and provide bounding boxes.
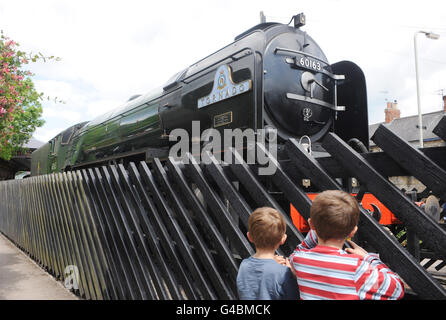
[370,96,446,151]
[369,96,446,192]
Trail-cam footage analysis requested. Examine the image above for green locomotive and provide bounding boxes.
[31,15,368,175]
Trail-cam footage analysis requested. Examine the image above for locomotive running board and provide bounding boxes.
[0,118,446,299]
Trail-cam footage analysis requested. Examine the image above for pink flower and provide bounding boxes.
[5,40,16,47]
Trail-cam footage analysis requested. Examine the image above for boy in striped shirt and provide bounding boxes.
[289,190,404,300]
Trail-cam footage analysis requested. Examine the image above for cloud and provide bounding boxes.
[33,126,66,142]
[42,107,82,122]
[85,99,124,118]
[34,79,85,120]
[1,0,445,137]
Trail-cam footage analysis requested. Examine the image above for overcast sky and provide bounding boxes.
[1,0,445,142]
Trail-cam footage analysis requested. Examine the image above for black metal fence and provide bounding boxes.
[0,118,445,300]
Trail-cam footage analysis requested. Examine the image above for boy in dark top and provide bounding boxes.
[236,207,299,300]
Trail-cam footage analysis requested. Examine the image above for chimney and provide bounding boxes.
[384,100,401,123]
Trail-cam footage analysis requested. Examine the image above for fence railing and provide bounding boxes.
[0,119,445,300]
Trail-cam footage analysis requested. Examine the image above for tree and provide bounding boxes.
[0,31,59,160]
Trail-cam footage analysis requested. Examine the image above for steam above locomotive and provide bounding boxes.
[31,13,368,175]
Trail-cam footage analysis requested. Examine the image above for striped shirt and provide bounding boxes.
[289,230,404,300]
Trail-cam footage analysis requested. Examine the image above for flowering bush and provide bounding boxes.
[0,31,59,160]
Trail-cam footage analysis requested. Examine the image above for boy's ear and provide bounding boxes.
[280,234,287,245]
[308,218,315,230]
[247,232,254,243]
[348,226,358,239]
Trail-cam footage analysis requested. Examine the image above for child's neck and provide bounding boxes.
[318,238,345,250]
[253,247,277,259]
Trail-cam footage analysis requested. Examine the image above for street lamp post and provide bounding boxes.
[414,31,440,148]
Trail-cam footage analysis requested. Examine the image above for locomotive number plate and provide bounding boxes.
[214,111,233,127]
[296,55,322,71]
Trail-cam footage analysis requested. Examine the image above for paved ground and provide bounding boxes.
[0,233,78,300]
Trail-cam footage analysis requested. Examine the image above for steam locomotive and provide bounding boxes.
[31,13,368,176]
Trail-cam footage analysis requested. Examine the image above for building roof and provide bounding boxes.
[369,110,445,146]
[24,137,44,150]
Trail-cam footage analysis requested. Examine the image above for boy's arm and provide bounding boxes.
[297,229,318,250]
[281,268,300,300]
[288,229,318,275]
[354,253,405,300]
[347,240,404,300]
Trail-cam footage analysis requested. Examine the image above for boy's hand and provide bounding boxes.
[273,255,287,265]
[345,240,368,258]
[274,255,293,270]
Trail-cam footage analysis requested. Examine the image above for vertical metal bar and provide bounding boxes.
[203,152,252,228]
[69,171,110,300]
[166,157,240,282]
[135,161,216,299]
[30,175,51,269]
[41,175,64,278]
[256,143,313,221]
[151,158,236,299]
[90,167,141,300]
[136,161,199,299]
[185,153,254,258]
[407,191,420,262]
[228,147,304,253]
[106,164,163,300]
[64,171,102,300]
[57,172,93,299]
[80,169,125,300]
[49,174,76,287]
[99,165,154,299]
[125,162,183,300]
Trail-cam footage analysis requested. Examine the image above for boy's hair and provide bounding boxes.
[310,190,359,240]
[248,207,286,249]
